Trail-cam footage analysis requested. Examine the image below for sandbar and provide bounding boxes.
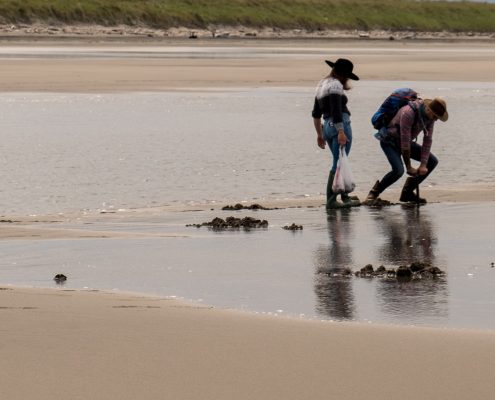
[1,286,495,400]
[0,39,495,92]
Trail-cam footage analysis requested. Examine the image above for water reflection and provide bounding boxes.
[313,209,356,320]
[372,206,449,325]
[374,205,437,266]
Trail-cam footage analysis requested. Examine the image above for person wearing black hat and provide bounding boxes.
[312,58,360,209]
[365,97,448,204]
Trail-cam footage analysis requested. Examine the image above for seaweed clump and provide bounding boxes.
[353,262,445,280]
[282,223,303,231]
[187,216,268,230]
[222,203,276,210]
[325,262,445,281]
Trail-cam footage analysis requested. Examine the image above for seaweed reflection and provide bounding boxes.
[313,209,356,320]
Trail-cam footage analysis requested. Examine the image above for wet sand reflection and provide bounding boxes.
[313,206,448,324]
[372,206,448,324]
[313,209,356,320]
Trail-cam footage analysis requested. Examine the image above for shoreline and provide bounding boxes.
[1,23,495,42]
[2,182,495,219]
[2,284,493,332]
[2,285,495,400]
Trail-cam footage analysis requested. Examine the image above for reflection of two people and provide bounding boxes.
[373,206,448,323]
[313,209,355,320]
[376,205,436,267]
[314,206,447,324]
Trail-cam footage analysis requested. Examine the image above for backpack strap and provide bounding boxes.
[408,101,428,141]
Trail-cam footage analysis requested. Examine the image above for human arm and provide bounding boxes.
[329,92,348,146]
[417,164,428,176]
[312,97,326,149]
[399,107,416,175]
[418,123,434,175]
[402,149,418,176]
[313,118,326,149]
[327,79,348,146]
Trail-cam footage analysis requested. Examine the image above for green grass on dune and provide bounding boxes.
[0,0,494,32]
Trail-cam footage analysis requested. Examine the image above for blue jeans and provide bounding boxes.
[379,137,438,191]
[323,113,352,173]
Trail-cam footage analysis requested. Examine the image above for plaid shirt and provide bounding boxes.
[387,99,434,164]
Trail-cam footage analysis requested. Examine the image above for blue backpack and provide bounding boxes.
[371,88,418,130]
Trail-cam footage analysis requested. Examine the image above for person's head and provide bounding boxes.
[424,98,448,122]
[325,58,359,90]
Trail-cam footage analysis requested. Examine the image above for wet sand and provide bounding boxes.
[2,286,495,400]
[1,38,495,399]
[1,182,494,241]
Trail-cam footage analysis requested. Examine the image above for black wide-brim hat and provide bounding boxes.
[325,58,359,80]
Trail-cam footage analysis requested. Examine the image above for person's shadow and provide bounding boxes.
[313,208,356,320]
[372,205,448,324]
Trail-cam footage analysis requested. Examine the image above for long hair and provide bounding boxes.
[329,70,351,90]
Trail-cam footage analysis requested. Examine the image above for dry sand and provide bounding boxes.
[1,39,495,92]
[1,36,495,399]
[1,286,495,400]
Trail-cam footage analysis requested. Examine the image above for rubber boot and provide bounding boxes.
[399,177,426,203]
[364,180,381,203]
[326,171,346,209]
[341,193,361,207]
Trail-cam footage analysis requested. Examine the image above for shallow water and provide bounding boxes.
[1,81,494,216]
[1,203,494,330]
[1,78,495,330]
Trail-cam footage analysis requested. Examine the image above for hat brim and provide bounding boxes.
[424,99,448,122]
[325,60,335,68]
[325,60,360,80]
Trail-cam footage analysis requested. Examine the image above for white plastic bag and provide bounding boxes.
[332,147,355,193]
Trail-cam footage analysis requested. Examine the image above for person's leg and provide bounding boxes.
[339,116,360,206]
[410,142,438,184]
[379,140,405,189]
[365,139,404,201]
[400,143,438,203]
[323,120,345,209]
[341,114,352,158]
[324,114,352,173]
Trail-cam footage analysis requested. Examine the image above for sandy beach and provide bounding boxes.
[1,35,495,399]
[2,286,495,400]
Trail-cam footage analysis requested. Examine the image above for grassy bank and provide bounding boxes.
[0,0,494,32]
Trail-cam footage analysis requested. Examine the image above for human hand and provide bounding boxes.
[337,130,347,146]
[418,165,428,176]
[317,135,326,149]
[406,166,418,176]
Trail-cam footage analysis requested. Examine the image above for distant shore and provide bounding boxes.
[1,23,495,42]
[1,38,495,93]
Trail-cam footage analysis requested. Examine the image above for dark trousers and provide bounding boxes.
[378,140,438,192]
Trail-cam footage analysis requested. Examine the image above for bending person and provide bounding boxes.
[366,97,448,204]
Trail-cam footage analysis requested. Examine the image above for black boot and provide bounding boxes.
[326,171,346,209]
[400,177,426,203]
[364,180,381,203]
[341,193,361,207]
